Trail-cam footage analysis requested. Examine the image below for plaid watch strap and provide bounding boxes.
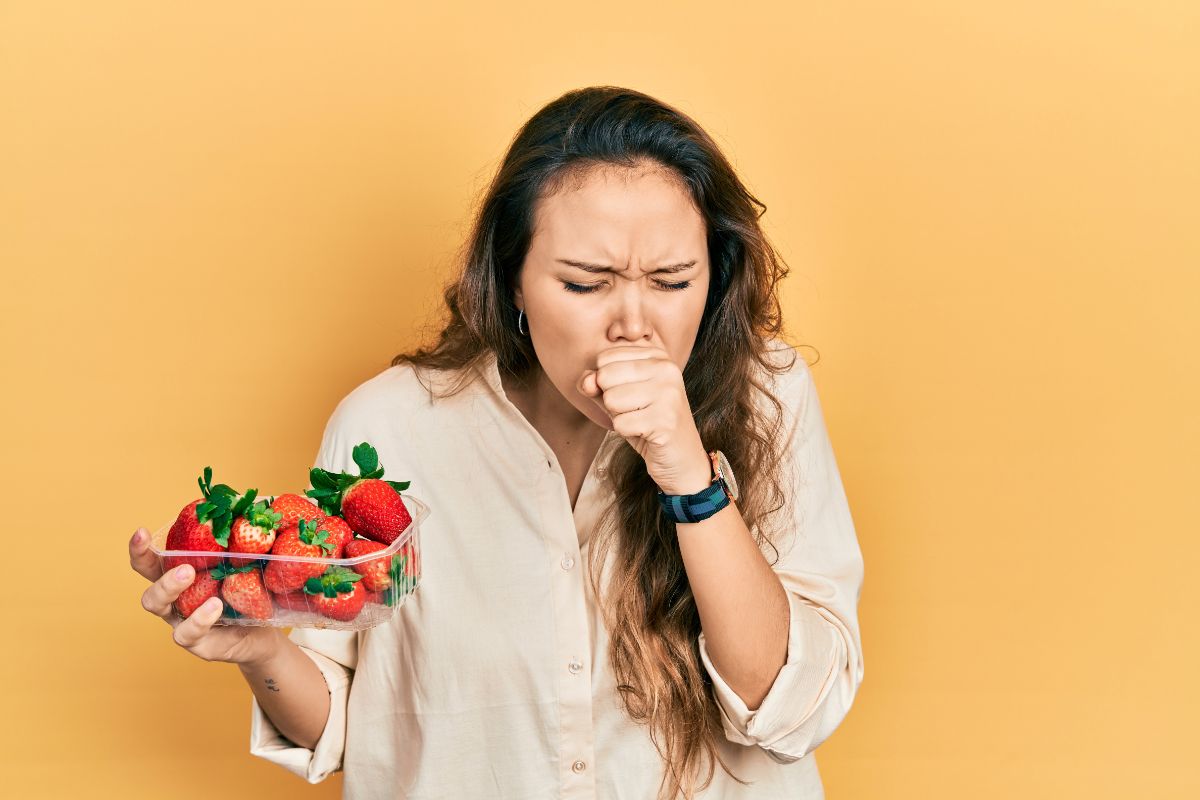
[656,479,730,523]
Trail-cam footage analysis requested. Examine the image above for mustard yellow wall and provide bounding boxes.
[2,2,1196,797]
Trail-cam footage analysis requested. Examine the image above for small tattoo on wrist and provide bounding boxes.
[264,677,280,692]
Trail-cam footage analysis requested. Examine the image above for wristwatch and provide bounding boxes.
[657,450,740,523]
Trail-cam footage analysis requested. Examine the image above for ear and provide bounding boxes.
[514,285,524,312]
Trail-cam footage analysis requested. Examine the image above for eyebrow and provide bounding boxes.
[556,259,698,274]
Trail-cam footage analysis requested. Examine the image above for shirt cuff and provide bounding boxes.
[248,644,353,783]
[697,589,846,764]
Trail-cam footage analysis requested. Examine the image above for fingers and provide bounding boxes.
[170,595,226,651]
[140,562,196,620]
[128,527,164,582]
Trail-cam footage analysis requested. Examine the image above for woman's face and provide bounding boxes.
[514,163,711,430]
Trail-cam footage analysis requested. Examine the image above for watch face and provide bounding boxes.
[714,450,739,502]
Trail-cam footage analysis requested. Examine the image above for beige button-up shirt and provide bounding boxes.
[249,339,864,799]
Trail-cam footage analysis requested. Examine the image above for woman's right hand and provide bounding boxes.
[129,526,282,667]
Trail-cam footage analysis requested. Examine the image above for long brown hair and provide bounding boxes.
[390,85,813,799]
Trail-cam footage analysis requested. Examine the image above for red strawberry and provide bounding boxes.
[228,500,282,555]
[399,539,421,579]
[164,499,226,570]
[315,515,355,559]
[164,468,260,570]
[174,567,221,618]
[273,590,316,612]
[270,493,325,530]
[342,480,412,545]
[306,442,412,545]
[303,566,366,621]
[363,588,384,604]
[263,518,337,594]
[215,564,273,620]
[344,538,402,592]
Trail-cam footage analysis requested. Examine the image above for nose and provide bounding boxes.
[609,285,653,343]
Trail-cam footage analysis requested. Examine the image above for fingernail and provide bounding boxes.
[206,597,222,612]
[131,530,144,545]
[176,565,193,580]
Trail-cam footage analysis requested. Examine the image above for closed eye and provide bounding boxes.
[561,280,692,294]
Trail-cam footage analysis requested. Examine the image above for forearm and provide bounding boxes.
[238,629,332,751]
[664,461,791,711]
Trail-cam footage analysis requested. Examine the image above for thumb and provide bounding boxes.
[579,369,599,397]
[578,370,613,428]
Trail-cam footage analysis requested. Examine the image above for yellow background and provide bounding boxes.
[2,1,1196,797]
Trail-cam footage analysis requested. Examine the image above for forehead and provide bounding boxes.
[529,165,706,264]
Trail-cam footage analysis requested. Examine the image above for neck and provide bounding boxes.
[501,365,607,451]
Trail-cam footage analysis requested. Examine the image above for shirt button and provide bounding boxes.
[596,465,607,478]
[568,657,583,674]
[572,759,587,773]
[560,555,575,570]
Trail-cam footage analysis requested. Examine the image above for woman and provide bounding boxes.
[129,85,864,799]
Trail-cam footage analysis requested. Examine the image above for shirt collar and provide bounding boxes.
[475,349,507,397]
[476,347,624,449]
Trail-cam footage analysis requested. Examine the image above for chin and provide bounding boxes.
[571,396,613,430]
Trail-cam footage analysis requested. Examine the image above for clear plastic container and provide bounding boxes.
[149,493,429,631]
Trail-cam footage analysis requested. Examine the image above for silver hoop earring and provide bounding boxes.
[518,309,527,336]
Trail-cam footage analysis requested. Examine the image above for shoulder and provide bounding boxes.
[325,362,478,436]
[759,336,814,409]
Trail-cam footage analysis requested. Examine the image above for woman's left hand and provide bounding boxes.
[578,345,713,495]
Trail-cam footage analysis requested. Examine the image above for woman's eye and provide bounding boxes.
[560,280,692,294]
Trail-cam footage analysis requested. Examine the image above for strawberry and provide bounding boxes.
[214,563,273,620]
[228,499,282,555]
[174,567,221,618]
[306,442,412,545]
[315,515,355,559]
[363,588,384,605]
[164,468,260,570]
[269,493,325,530]
[164,499,225,570]
[399,539,421,580]
[303,566,366,621]
[342,480,412,545]
[263,518,337,594]
[344,538,404,592]
[273,590,316,612]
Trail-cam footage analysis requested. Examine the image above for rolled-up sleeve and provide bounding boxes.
[247,402,364,781]
[698,349,865,764]
[249,629,358,782]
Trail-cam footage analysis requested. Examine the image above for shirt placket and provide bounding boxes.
[539,451,599,799]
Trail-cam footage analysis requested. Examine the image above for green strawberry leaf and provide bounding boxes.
[309,469,338,490]
[212,562,255,579]
[233,488,259,516]
[351,442,379,476]
[198,466,213,498]
[213,518,232,547]
[385,480,411,492]
[388,554,407,586]
[196,502,214,523]
[246,501,281,530]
